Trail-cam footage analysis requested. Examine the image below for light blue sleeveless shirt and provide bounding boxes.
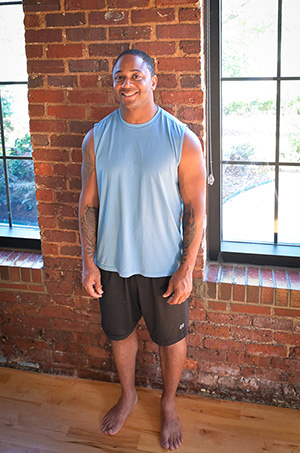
[94,107,187,278]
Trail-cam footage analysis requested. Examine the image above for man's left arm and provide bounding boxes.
[163,128,206,305]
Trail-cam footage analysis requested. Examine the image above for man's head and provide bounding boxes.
[113,49,156,77]
[112,49,158,117]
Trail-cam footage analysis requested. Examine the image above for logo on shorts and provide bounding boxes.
[179,323,185,330]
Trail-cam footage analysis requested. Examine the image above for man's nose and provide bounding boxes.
[121,78,133,87]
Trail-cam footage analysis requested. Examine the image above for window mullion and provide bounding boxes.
[0,93,13,228]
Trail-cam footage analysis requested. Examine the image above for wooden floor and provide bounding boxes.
[0,367,299,453]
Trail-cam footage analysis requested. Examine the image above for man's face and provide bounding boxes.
[112,54,157,111]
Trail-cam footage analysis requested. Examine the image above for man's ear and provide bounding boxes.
[151,75,158,91]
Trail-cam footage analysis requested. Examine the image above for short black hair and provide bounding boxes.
[113,49,156,77]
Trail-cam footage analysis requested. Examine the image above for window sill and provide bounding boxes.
[0,249,46,293]
[203,262,300,317]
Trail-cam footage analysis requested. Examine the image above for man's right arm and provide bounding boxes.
[79,129,103,299]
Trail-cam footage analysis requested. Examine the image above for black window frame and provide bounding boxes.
[206,0,300,268]
[0,0,40,251]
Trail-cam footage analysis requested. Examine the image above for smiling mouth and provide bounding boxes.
[121,91,138,97]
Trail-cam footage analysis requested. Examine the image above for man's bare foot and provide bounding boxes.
[160,400,183,450]
[102,391,138,435]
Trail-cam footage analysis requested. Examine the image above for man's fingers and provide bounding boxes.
[162,280,174,298]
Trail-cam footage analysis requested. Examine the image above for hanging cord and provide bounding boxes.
[206,1,215,186]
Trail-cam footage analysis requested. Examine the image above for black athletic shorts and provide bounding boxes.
[98,268,189,347]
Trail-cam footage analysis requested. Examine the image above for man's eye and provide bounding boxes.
[115,76,124,81]
[133,74,141,80]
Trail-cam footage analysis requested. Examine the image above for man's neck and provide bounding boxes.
[120,103,158,124]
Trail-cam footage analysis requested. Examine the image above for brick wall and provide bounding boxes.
[0,0,299,409]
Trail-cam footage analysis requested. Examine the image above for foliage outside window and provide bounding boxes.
[208,0,300,266]
[0,0,39,242]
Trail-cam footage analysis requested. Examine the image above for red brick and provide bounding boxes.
[89,10,129,25]
[132,8,175,24]
[25,29,63,43]
[21,268,31,282]
[182,107,204,122]
[275,288,289,306]
[41,243,59,256]
[48,75,78,87]
[231,304,271,315]
[180,40,200,55]
[30,120,67,133]
[65,0,105,10]
[48,105,86,119]
[230,327,273,343]
[43,230,77,243]
[89,43,131,57]
[184,358,198,371]
[29,104,45,117]
[271,357,298,371]
[261,286,274,305]
[68,90,107,104]
[291,290,300,308]
[157,24,200,40]
[90,106,118,121]
[219,282,232,301]
[158,57,200,72]
[107,0,150,6]
[26,45,43,58]
[36,189,54,202]
[31,134,49,147]
[69,121,94,134]
[46,12,86,27]
[193,323,229,338]
[60,245,81,256]
[179,7,201,22]
[34,163,53,176]
[24,14,42,28]
[252,316,293,331]
[0,282,28,291]
[29,285,46,292]
[180,74,201,88]
[208,312,251,327]
[66,27,107,42]
[247,285,260,304]
[274,307,300,318]
[23,0,60,11]
[245,344,288,357]
[207,301,227,311]
[47,44,84,58]
[50,135,83,148]
[274,332,300,347]
[56,191,80,203]
[233,284,245,302]
[204,338,244,352]
[9,268,20,282]
[161,90,203,105]
[0,266,9,280]
[29,90,65,104]
[79,75,99,88]
[28,75,44,88]
[69,59,108,73]
[38,216,57,229]
[274,270,288,289]
[109,26,151,41]
[27,60,65,74]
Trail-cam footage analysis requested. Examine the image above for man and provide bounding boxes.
[79,49,206,451]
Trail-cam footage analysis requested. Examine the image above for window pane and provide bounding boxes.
[222,164,275,243]
[7,159,38,228]
[280,81,300,163]
[0,85,32,157]
[222,0,278,78]
[278,167,300,245]
[0,4,27,82]
[281,0,300,77]
[0,160,9,225]
[222,81,277,162]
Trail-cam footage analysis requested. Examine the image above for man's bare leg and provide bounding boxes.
[159,337,187,450]
[102,328,138,435]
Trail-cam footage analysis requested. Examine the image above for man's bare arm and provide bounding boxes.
[79,129,103,298]
[163,128,206,305]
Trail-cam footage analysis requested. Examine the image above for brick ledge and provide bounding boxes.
[204,262,300,312]
[0,250,46,293]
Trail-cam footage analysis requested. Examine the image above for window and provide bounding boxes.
[207,0,300,267]
[0,0,40,249]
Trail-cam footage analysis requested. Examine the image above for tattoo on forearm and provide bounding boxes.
[80,205,99,260]
[82,143,95,183]
[182,206,197,264]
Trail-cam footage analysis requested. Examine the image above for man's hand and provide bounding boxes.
[162,266,193,305]
[82,264,103,299]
